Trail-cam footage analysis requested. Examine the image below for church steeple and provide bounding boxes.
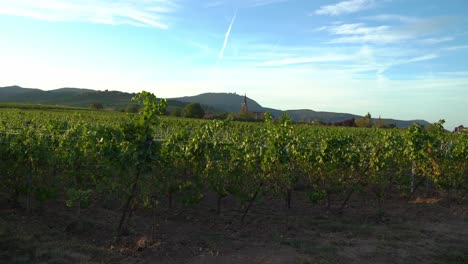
[241,93,248,113]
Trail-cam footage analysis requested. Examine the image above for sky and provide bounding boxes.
[0,0,467,129]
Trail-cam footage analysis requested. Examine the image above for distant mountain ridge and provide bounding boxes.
[173,93,264,113]
[0,85,40,94]
[0,85,134,108]
[0,86,430,127]
[0,85,188,110]
[172,93,430,128]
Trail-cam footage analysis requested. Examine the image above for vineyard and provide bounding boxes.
[1,92,467,263]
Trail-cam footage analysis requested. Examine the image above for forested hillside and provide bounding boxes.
[0,86,430,127]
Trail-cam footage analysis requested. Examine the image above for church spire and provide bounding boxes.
[241,93,249,112]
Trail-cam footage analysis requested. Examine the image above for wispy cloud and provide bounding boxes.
[320,17,454,45]
[320,22,408,44]
[256,54,356,67]
[217,10,237,64]
[315,0,375,16]
[0,0,177,29]
[213,37,439,80]
[443,45,468,51]
[399,54,439,64]
[369,53,439,80]
[319,23,390,35]
[363,14,417,23]
[419,37,454,45]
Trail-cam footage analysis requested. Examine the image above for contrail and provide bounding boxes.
[217,10,237,64]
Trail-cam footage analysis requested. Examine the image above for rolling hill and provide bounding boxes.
[0,86,430,127]
[172,93,430,127]
[0,85,189,111]
[173,93,264,113]
[0,85,134,108]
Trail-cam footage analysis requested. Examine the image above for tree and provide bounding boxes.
[355,112,373,128]
[171,107,182,117]
[90,102,104,110]
[237,111,256,121]
[183,103,205,118]
[375,116,387,128]
[125,104,140,113]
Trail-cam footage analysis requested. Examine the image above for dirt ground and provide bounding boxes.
[1,191,467,264]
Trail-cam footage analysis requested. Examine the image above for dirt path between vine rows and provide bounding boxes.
[1,192,467,263]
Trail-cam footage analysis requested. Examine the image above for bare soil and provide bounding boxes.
[1,191,467,264]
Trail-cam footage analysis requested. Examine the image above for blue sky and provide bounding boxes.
[0,0,467,128]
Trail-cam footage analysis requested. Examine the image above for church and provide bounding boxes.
[240,94,265,121]
[240,94,248,113]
